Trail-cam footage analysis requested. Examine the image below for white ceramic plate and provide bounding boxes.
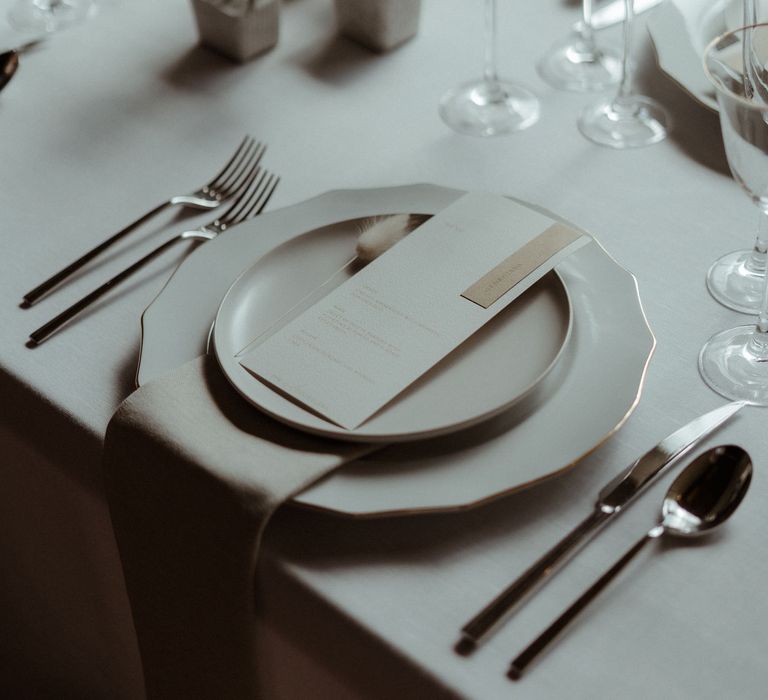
[212,217,572,443]
[138,184,655,516]
[648,0,746,111]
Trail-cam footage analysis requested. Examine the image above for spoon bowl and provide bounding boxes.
[661,444,752,538]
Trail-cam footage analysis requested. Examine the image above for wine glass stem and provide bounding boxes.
[746,214,768,274]
[483,0,499,86]
[746,213,768,359]
[578,0,596,54]
[743,2,758,98]
[615,0,634,103]
[757,226,768,335]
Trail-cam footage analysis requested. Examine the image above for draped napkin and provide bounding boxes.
[103,355,373,699]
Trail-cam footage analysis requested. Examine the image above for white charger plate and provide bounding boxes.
[212,217,572,443]
[648,0,745,111]
[138,184,655,517]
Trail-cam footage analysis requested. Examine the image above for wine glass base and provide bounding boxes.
[707,249,766,314]
[439,79,540,137]
[578,95,669,149]
[8,0,91,33]
[537,38,622,92]
[699,325,768,405]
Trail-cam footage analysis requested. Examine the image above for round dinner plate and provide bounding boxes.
[212,217,572,443]
[138,184,654,517]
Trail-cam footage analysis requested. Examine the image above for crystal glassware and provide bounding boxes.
[439,0,539,137]
[705,0,767,313]
[8,0,92,33]
[699,23,768,405]
[578,0,669,148]
[537,0,622,92]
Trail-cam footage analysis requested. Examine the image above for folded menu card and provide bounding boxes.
[238,192,589,430]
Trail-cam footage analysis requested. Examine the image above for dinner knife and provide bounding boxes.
[591,0,664,30]
[458,400,745,651]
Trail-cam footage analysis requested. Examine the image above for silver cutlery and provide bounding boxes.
[459,401,744,650]
[22,136,266,306]
[28,167,279,345]
[0,40,41,93]
[509,444,752,679]
[590,0,664,30]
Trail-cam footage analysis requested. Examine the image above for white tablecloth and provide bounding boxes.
[1,0,766,698]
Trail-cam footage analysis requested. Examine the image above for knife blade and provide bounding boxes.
[591,0,664,30]
[458,400,745,651]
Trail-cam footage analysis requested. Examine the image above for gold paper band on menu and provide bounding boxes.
[461,223,583,309]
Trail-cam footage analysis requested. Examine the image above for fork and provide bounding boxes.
[22,135,266,306]
[28,168,280,345]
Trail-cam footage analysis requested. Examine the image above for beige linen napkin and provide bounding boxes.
[103,355,372,699]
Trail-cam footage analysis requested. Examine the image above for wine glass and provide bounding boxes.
[578,0,669,148]
[439,0,540,136]
[8,0,92,33]
[699,23,768,405]
[706,0,767,314]
[537,0,622,91]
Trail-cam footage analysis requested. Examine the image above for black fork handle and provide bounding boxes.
[22,200,172,306]
[29,234,188,345]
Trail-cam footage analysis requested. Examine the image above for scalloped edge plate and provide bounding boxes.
[138,185,655,516]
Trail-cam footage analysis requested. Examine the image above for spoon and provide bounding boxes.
[509,444,752,680]
[0,40,42,93]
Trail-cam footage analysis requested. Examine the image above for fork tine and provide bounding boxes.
[215,140,267,197]
[205,135,254,191]
[238,173,279,223]
[222,170,268,224]
[217,167,264,224]
[212,139,261,196]
[218,144,266,201]
[253,174,280,216]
